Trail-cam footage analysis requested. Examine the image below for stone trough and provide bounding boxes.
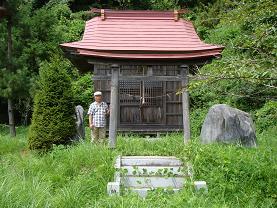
[107,156,207,197]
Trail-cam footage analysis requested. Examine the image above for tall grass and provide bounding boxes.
[0,126,276,207]
[0,126,27,155]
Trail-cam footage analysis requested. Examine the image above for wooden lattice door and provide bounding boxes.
[119,80,163,125]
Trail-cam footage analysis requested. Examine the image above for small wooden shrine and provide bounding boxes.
[61,9,224,147]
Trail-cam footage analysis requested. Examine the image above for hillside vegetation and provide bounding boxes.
[190,0,276,115]
[0,126,276,207]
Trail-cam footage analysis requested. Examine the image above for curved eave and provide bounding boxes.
[60,41,224,52]
[60,44,224,60]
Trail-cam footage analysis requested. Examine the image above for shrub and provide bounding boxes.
[190,108,209,138]
[72,72,93,110]
[28,59,76,150]
[190,0,277,113]
[255,101,277,132]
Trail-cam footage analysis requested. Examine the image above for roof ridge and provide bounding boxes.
[90,8,188,21]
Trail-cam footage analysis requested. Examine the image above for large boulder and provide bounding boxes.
[200,104,257,147]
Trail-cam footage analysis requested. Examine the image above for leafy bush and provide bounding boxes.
[72,72,93,110]
[28,59,76,150]
[190,108,208,138]
[189,0,277,113]
[255,101,277,132]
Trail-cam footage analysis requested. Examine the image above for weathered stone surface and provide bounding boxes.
[194,181,208,193]
[200,104,257,147]
[107,182,120,196]
[74,105,85,140]
[107,156,206,197]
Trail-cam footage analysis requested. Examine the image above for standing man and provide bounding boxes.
[88,91,109,143]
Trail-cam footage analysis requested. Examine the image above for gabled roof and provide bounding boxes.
[61,9,224,60]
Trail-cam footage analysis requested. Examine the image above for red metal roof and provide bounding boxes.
[61,10,224,60]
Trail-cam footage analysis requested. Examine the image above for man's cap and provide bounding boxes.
[94,91,102,96]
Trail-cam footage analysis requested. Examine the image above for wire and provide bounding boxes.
[121,91,177,99]
[120,90,277,101]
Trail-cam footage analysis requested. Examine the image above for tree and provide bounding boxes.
[188,0,277,111]
[0,0,86,127]
[28,58,76,150]
[0,0,16,136]
[72,72,93,109]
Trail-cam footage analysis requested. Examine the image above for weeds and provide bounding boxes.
[0,126,276,207]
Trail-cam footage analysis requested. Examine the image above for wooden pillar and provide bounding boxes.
[109,64,119,148]
[180,65,190,143]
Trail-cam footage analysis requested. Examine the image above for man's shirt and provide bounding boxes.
[87,101,108,127]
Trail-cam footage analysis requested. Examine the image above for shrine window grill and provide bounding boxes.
[141,81,163,107]
[119,80,163,107]
[119,81,141,105]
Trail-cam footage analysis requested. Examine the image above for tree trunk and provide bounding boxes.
[7,17,16,137]
[8,99,16,137]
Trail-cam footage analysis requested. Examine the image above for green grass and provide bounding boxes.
[0,125,276,208]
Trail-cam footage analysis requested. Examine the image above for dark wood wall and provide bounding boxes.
[93,64,183,133]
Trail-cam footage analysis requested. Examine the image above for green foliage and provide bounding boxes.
[190,108,208,138]
[0,127,276,207]
[150,0,180,10]
[72,72,93,109]
[0,0,86,124]
[0,67,33,99]
[28,58,76,150]
[13,2,85,73]
[255,101,277,133]
[189,0,277,125]
[0,125,27,154]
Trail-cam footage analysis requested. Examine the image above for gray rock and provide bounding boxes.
[200,104,257,147]
[74,105,85,140]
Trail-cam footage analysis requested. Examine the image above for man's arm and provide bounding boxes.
[88,104,94,129]
[89,114,93,129]
[105,103,110,115]
[106,107,110,115]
